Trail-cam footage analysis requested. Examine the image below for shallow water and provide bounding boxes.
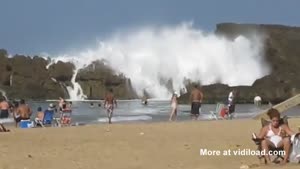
[1,100,300,125]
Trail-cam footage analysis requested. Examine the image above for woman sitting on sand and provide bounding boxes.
[255,108,295,164]
[169,92,178,121]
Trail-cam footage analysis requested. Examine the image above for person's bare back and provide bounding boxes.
[15,99,31,119]
[191,88,203,102]
[17,104,31,119]
[190,85,203,120]
[105,93,115,105]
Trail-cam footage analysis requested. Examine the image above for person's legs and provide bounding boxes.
[277,137,291,164]
[174,108,177,121]
[193,102,200,120]
[0,123,10,132]
[190,103,194,120]
[169,108,175,121]
[261,139,276,164]
[108,108,113,124]
[34,118,42,127]
[228,104,235,119]
[108,111,113,124]
[191,102,200,120]
[196,103,201,120]
[195,113,199,120]
[15,117,21,128]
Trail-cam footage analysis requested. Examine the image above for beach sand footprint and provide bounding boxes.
[183,143,190,150]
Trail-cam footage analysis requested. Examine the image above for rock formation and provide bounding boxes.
[1,23,300,103]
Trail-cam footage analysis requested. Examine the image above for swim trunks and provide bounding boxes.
[191,102,201,115]
[228,104,235,114]
[15,116,30,123]
[0,110,9,119]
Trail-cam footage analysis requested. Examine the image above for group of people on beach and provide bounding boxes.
[0,97,32,127]
[1,84,237,127]
[0,96,73,129]
[102,84,236,124]
[168,84,203,121]
[101,84,238,124]
[168,84,237,121]
[2,88,300,165]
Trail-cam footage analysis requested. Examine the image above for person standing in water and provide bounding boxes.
[169,92,178,121]
[142,96,148,105]
[190,84,203,120]
[227,89,236,119]
[104,88,117,124]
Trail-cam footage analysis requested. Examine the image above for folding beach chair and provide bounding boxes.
[209,103,225,120]
[252,116,289,164]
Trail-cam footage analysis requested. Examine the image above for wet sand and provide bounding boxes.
[1,118,300,169]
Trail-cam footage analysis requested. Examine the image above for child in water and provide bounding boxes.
[169,92,178,121]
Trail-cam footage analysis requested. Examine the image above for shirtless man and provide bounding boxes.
[14,99,32,127]
[104,88,117,124]
[190,84,203,120]
[0,97,10,119]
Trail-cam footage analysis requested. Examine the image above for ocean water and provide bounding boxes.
[1,100,300,125]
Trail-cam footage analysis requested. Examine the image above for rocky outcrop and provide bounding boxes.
[179,23,300,104]
[0,52,65,99]
[76,61,137,99]
[0,51,137,100]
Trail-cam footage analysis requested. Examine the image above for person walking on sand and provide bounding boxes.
[190,84,203,120]
[104,88,117,124]
[169,92,178,121]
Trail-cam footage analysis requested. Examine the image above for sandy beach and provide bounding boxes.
[1,118,300,169]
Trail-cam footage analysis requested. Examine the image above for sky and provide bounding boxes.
[0,0,299,56]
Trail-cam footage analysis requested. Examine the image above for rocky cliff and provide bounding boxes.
[1,23,300,102]
[0,50,137,100]
[179,23,300,104]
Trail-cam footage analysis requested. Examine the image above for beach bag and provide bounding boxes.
[289,133,300,163]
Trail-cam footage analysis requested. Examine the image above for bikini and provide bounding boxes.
[266,124,282,148]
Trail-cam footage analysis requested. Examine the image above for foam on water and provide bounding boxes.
[45,22,269,100]
[97,115,152,123]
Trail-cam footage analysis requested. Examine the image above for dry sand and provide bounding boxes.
[1,119,300,169]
